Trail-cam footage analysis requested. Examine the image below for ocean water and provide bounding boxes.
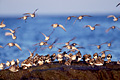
[0,15,120,63]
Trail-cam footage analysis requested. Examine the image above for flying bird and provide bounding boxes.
[23,9,38,18]
[40,29,55,41]
[105,26,120,33]
[0,20,6,28]
[84,24,100,31]
[18,16,29,23]
[5,32,17,40]
[73,15,92,24]
[66,16,76,24]
[51,23,66,32]
[4,27,20,34]
[4,43,22,51]
[107,15,119,21]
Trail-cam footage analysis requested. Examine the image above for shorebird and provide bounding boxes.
[9,65,19,72]
[116,3,120,7]
[4,27,20,34]
[10,59,15,66]
[0,20,6,28]
[23,9,38,18]
[65,37,76,45]
[33,40,48,47]
[117,60,120,65]
[89,58,95,66]
[48,38,58,50]
[93,53,98,60]
[51,23,66,32]
[27,48,37,58]
[99,50,111,59]
[105,40,114,48]
[107,15,119,21]
[84,24,100,31]
[106,54,112,63]
[105,26,120,33]
[66,16,76,24]
[18,16,29,23]
[50,53,56,62]
[6,61,11,67]
[0,63,5,70]
[94,57,104,66]
[89,42,107,49]
[73,15,92,24]
[4,43,22,51]
[83,54,91,63]
[5,32,17,40]
[76,51,82,62]
[40,29,55,41]
[56,53,64,63]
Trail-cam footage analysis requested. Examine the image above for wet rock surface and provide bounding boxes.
[0,61,120,80]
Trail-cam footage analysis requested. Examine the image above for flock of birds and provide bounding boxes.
[0,4,120,72]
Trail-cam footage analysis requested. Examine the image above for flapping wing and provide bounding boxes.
[107,15,115,18]
[5,32,13,36]
[116,3,120,7]
[40,32,47,38]
[1,20,4,24]
[14,27,20,30]
[4,28,13,32]
[94,24,100,26]
[58,24,66,32]
[33,9,38,14]
[15,43,22,51]
[84,25,91,28]
[82,15,92,17]
[69,37,76,42]
[23,13,31,15]
[105,27,112,33]
[49,29,55,37]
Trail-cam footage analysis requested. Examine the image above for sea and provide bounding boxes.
[0,14,120,63]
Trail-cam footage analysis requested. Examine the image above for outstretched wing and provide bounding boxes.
[105,27,112,33]
[0,45,3,48]
[5,32,13,36]
[48,29,55,37]
[4,28,13,32]
[14,43,22,51]
[40,32,47,38]
[94,24,100,27]
[82,15,92,17]
[58,24,66,32]
[69,37,76,42]
[107,15,116,18]
[33,8,38,14]
[116,3,120,7]
[1,20,4,24]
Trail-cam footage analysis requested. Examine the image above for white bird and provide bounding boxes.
[0,20,6,28]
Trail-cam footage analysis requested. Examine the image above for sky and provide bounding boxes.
[0,0,120,16]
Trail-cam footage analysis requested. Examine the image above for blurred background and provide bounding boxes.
[0,0,120,63]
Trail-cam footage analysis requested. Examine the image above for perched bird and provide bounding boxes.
[84,24,100,31]
[99,50,111,59]
[94,56,104,66]
[73,15,92,24]
[116,3,120,7]
[106,54,112,63]
[105,26,120,33]
[6,61,11,67]
[107,15,119,21]
[23,9,38,18]
[117,60,120,65]
[10,59,15,66]
[4,43,22,51]
[9,65,19,72]
[0,63,5,70]
[0,20,6,28]
[51,23,66,32]
[40,29,55,41]
[93,53,98,60]
[18,16,29,23]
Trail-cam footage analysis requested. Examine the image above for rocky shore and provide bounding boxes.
[0,61,120,80]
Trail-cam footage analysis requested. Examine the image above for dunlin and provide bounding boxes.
[107,15,119,21]
[105,26,120,33]
[9,65,19,72]
[40,29,55,41]
[18,16,29,23]
[24,9,38,18]
[89,42,107,49]
[73,15,92,24]
[65,37,76,45]
[5,32,17,40]
[6,61,11,67]
[48,38,58,49]
[84,24,100,31]
[0,20,6,28]
[4,27,20,34]
[4,43,22,51]
[0,63,5,70]
[51,23,66,32]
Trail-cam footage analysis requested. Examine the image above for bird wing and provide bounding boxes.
[14,27,20,30]
[27,49,32,54]
[40,32,47,38]
[14,43,22,51]
[94,24,100,27]
[23,13,31,15]
[52,38,58,45]
[69,37,76,42]
[49,29,55,37]
[33,48,37,54]
[4,28,13,32]
[116,3,120,7]
[116,26,120,30]
[105,27,112,33]
[82,15,92,17]
[5,32,13,36]
[58,24,66,32]
[1,20,4,24]
[84,25,91,28]
[0,45,3,48]
[107,15,115,18]
[33,8,38,14]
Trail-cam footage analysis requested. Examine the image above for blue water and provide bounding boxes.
[0,15,120,63]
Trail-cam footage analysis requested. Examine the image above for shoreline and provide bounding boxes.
[0,61,120,80]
